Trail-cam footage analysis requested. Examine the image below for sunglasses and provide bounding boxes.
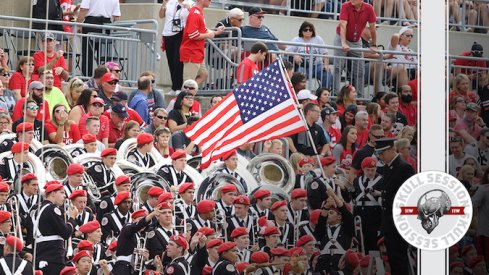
[183,85,196,90]
[253,15,264,19]
[472,51,483,55]
[156,115,168,120]
[112,69,122,73]
[403,34,413,38]
[303,28,312,32]
[27,105,39,111]
[371,134,384,139]
[1,73,9,77]
[55,109,67,113]
[43,70,53,75]
[93,104,104,108]
[107,81,118,85]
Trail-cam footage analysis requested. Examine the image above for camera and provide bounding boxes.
[172,19,182,32]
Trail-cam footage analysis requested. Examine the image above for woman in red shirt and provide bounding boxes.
[154,126,174,158]
[335,84,357,116]
[68,89,98,124]
[332,125,358,171]
[9,56,38,100]
[449,73,477,103]
[46,104,81,145]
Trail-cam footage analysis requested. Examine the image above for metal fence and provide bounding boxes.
[448,55,489,90]
[0,15,159,86]
[202,27,418,101]
[448,0,489,33]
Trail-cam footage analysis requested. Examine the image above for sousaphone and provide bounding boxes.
[131,172,171,206]
[0,151,46,194]
[117,138,165,172]
[35,144,74,182]
[196,172,246,202]
[247,153,295,194]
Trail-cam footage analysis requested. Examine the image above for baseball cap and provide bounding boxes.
[248,7,266,16]
[399,26,412,35]
[471,42,483,52]
[101,73,119,83]
[321,106,338,119]
[297,89,317,101]
[466,102,478,112]
[113,91,128,102]
[43,32,56,41]
[29,81,45,90]
[112,103,128,118]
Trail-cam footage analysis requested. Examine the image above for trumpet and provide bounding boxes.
[354,215,365,255]
[7,196,24,243]
[133,233,148,275]
[65,199,74,257]
[172,192,188,235]
[213,208,228,241]
[291,211,300,249]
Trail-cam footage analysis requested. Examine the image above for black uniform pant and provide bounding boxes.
[315,254,341,273]
[81,16,112,76]
[354,207,381,254]
[113,261,134,275]
[37,261,65,275]
[163,32,184,91]
[384,231,410,275]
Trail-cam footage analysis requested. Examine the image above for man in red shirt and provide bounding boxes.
[334,0,377,98]
[453,42,486,86]
[397,85,416,126]
[236,42,268,85]
[108,103,127,147]
[180,0,224,86]
[355,110,369,148]
[79,98,110,148]
[33,32,69,89]
[12,81,50,122]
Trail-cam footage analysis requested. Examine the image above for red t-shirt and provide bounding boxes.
[79,112,110,141]
[108,119,125,144]
[33,51,67,89]
[448,90,477,104]
[327,126,342,148]
[9,72,39,98]
[384,130,395,138]
[103,107,143,126]
[408,77,419,102]
[45,121,81,144]
[236,58,259,84]
[336,2,376,42]
[12,98,50,122]
[356,128,368,148]
[398,102,417,126]
[453,52,487,75]
[180,6,207,63]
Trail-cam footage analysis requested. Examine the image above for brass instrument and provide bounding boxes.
[0,151,47,193]
[117,138,165,173]
[65,199,74,257]
[7,196,23,243]
[291,211,300,249]
[354,216,365,255]
[213,208,228,241]
[172,196,188,235]
[247,153,295,194]
[133,233,148,275]
[244,256,308,275]
[196,173,245,202]
[35,144,74,182]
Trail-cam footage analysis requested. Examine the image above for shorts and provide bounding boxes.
[183,61,207,82]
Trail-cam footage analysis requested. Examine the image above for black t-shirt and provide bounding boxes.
[12,119,50,143]
[290,122,328,156]
[351,144,375,170]
[168,109,189,127]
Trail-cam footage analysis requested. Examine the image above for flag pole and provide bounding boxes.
[276,58,327,179]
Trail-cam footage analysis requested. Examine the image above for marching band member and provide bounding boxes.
[296,235,317,259]
[158,192,175,206]
[231,227,251,263]
[212,242,239,275]
[201,239,223,273]
[79,220,107,274]
[64,163,85,198]
[298,209,322,244]
[113,207,162,274]
[86,148,117,195]
[60,266,77,275]
[226,195,256,245]
[128,132,156,168]
[270,201,294,247]
[216,184,238,217]
[0,236,33,275]
[97,175,132,223]
[188,228,217,275]
[249,251,272,275]
[287,188,309,224]
[146,201,177,267]
[0,122,35,154]
[157,149,193,188]
[315,188,353,274]
[187,200,216,238]
[32,182,78,274]
[0,142,31,183]
[260,226,280,256]
[71,133,99,157]
[0,211,12,252]
[249,189,272,219]
[174,182,196,221]
[101,191,133,243]
[215,150,246,187]
[16,173,40,225]
[307,156,341,210]
[69,190,95,235]
[0,182,10,211]
[165,235,191,275]
[294,156,316,189]
[73,250,94,275]
[142,186,165,213]
[351,157,382,254]
[331,250,359,275]
[270,247,288,274]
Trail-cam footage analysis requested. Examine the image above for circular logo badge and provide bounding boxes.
[393,171,472,251]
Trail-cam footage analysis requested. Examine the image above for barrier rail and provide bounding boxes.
[448,0,489,33]
[0,16,159,85]
[448,55,489,91]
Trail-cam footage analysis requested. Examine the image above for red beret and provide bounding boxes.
[67,163,85,175]
[270,200,287,212]
[290,188,307,199]
[137,133,154,145]
[296,235,314,247]
[236,262,249,274]
[158,192,174,204]
[257,216,268,227]
[131,209,148,220]
[16,122,34,133]
[170,235,188,250]
[288,247,305,257]
[21,173,37,184]
[73,250,92,263]
[299,157,314,167]
[262,226,280,236]
[271,247,288,256]
[60,267,77,275]
[202,266,212,275]
[157,201,173,210]
[233,195,250,205]
[6,235,23,252]
[197,227,215,236]
[108,241,117,252]
[310,209,321,225]
[217,242,236,254]
[35,271,43,275]
[345,250,359,267]
[101,148,117,157]
[221,150,237,161]
[178,182,195,194]
[11,142,29,154]
[114,191,131,205]
[0,211,11,223]
[147,186,164,197]
[376,236,385,248]
[469,256,485,268]
[171,149,186,160]
[0,182,9,192]
[230,227,248,238]
[197,200,216,214]
[360,255,371,267]
[69,189,87,200]
[82,134,97,144]
[320,156,336,167]
[77,240,94,251]
[44,180,59,189]
[253,189,271,200]
[251,251,270,263]
[221,184,238,194]
[361,157,377,169]
[79,220,101,234]
[462,244,476,256]
[207,239,223,249]
[115,175,131,186]
[45,183,64,194]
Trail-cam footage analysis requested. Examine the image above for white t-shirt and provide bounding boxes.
[80,0,121,18]
[162,0,195,37]
[388,43,417,70]
[285,36,328,65]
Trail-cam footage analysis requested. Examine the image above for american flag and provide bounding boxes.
[185,60,306,169]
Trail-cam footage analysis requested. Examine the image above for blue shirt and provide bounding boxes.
[129,90,150,124]
[241,25,279,51]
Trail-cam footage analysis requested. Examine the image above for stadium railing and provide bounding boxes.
[448,55,489,90]
[448,0,489,33]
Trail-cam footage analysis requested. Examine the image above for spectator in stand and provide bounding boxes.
[154,127,173,158]
[333,0,377,98]
[9,56,38,100]
[381,113,396,138]
[395,138,416,171]
[332,125,358,171]
[33,33,69,90]
[0,68,16,115]
[39,69,71,114]
[455,102,485,141]
[366,102,382,127]
[143,108,168,134]
[242,7,286,57]
[128,71,165,119]
[388,27,417,88]
[236,42,269,85]
[316,87,334,110]
[60,0,80,33]
[397,85,416,126]
[384,92,407,135]
[354,110,369,148]
[463,156,483,182]
[397,125,416,157]
[46,104,81,145]
[76,117,105,151]
[111,92,143,126]
[12,99,50,144]
[85,65,109,90]
[478,73,489,125]
[373,0,394,24]
[104,61,123,92]
[98,73,119,110]
[339,104,357,131]
[129,76,153,125]
[79,98,110,148]
[453,42,486,86]
[65,78,85,109]
[297,89,318,108]
[0,112,12,134]
[166,79,201,117]
[290,72,307,93]
[12,81,50,122]
[180,0,224,86]
[160,0,194,93]
[286,21,333,89]
[114,120,140,150]
[32,0,64,32]
[320,106,341,149]
[472,172,489,264]
[335,84,357,116]
[450,96,466,120]
[168,91,195,133]
[170,116,201,155]
[0,50,10,75]
[449,74,478,104]
[210,96,223,108]
[213,8,245,67]
[348,124,383,181]
[449,136,473,176]
[68,89,98,124]
[108,103,128,147]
